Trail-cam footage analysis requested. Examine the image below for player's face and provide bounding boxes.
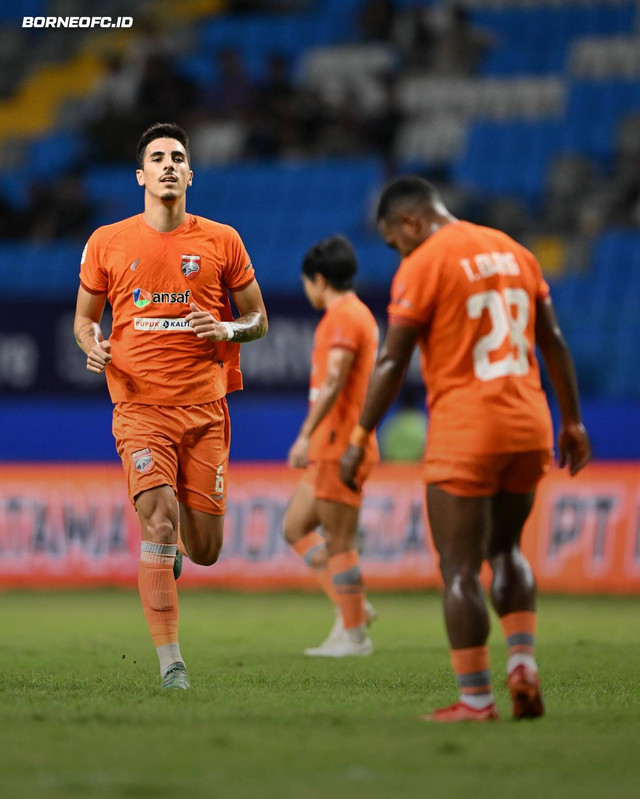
[136,138,193,201]
[302,274,324,309]
[378,215,426,257]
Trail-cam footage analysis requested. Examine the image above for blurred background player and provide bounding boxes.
[284,235,379,657]
[73,122,268,689]
[341,176,591,720]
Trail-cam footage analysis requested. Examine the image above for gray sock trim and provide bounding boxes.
[506,632,535,648]
[141,542,177,556]
[457,670,492,689]
[331,566,362,585]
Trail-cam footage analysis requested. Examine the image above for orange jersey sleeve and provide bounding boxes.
[222,226,255,291]
[526,249,551,302]
[308,294,379,464]
[79,228,111,294]
[387,246,442,328]
[323,312,362,352]
[388,221,553,458]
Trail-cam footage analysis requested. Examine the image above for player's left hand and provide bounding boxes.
[288,436,310,469]
[186,301,229,340]
[340,444,365,491]
[558,421,592,476]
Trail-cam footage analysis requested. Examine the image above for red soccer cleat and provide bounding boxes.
[419,701,499,723]
[507,664,545,719]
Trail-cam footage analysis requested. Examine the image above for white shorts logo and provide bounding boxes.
[134,317,192,332]
[132,447,154,474]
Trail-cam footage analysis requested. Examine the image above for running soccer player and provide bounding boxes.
[284,235,379,657]
[341,177,591,720]
[73,122,268,689]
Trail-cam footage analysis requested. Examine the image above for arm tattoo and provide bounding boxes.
[74,321,98,353]
[230,311,267,343]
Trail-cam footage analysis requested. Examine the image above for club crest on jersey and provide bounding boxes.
[181,254,201,279]
[132,447,154,474]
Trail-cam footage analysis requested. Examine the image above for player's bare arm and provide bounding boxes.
[535,296,591,475]
[73,286,112,374]
[186,280,268,342]
[288,346,355,469]
[340,322,419,488]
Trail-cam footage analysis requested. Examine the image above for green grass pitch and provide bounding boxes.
[1,591,639,799]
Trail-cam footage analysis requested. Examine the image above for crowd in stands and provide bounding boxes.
[2,0,640,248]
[0,2,506,242]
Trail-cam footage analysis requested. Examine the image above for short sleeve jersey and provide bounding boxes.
[308,293,380,464]
[387,221,553,457]
[80,213,255,405]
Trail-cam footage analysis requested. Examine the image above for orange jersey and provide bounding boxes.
[308,293,379,463]
[80,213,255,405]
[387,221,553,457]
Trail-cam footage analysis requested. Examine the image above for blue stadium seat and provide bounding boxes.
[453,120,562,206]
[0,242,82,297]
[476,3,637,77]
[0,169,32,210]
[198,12,340,80]
[0,0,46,22]
[85,167,143,227]
[29,131,86,179]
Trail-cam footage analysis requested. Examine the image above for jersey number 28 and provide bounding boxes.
[466,288,530,381]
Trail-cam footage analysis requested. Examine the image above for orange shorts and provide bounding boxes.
[423,450,553,497]
[305,459,375,509]
[112,399,230,514]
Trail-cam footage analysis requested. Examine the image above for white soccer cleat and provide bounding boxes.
[305,599,377,654]
[304,633,374,658]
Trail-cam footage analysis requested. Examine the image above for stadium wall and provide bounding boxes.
[0,461,638,595]
[0,396,639,461]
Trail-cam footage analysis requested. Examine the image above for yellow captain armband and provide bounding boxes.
[349,425,372,448]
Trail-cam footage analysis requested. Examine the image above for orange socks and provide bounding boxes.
[451,645,494,710]
[501,611,538,675]
[292,532,339,604]
[328,550,366,633]
[138,542,182,675]
[448,613,537,710]
[293,536,368,642]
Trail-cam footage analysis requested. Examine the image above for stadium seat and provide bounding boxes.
[28,131,86,179]
[393,115,466,166]
[0,242,82,297]
[190,121,246,165]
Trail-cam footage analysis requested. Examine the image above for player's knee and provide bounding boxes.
[306,547,327,569]
[490,547,530,575]
[144,517,176,545]
[439,558,481,588]
[283,517,299,546]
